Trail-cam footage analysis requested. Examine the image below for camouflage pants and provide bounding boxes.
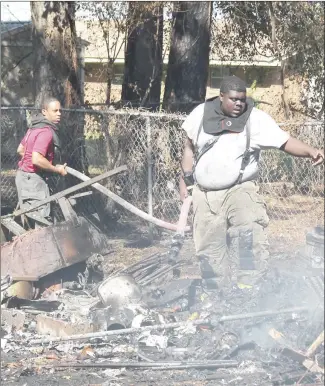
[192,181,269,286]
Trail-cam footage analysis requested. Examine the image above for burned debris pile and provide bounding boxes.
[1,244,324,386]
[1,165,324,385]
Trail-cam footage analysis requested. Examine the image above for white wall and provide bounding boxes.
[1,2,31,22]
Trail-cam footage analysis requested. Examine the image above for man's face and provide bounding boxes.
[220,90,246,118]
[42,101,61,124]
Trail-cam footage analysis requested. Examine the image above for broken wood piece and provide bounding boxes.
[11,276,39,282]
[268,328,307,363]
[68,191,92,200]
[303,358,324,374]
[269,327,324,373]
[3,165,127,220]
[306,330,324,358]
[0,218,26,236]
[57,197,79,225]
[36,314,94,337]
[66,166,191,232]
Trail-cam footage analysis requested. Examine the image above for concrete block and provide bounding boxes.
[1,309,26,330]
[36,315,94,338]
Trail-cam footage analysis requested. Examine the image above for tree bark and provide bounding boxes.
[31,1,87,174]
[122,3,163,111]
[31,1,82,107]
[162,2,212,113]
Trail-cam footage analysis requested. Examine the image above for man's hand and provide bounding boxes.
[282,137,324,166]
[55,163,68,176]
[309,149,324,166]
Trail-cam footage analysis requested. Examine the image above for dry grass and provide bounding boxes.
[103,194,323,276]
[265,195,324,252]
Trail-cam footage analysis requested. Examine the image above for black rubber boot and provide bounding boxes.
[198,255,219,291]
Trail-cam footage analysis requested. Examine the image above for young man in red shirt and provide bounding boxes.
[16,97,68,224]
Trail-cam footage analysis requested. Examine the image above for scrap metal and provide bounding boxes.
[1,216,111,281]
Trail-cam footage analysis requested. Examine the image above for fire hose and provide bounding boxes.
[66,166,191,233]
[3,165,191,233]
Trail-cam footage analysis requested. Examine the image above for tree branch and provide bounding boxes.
[1,51,33,80]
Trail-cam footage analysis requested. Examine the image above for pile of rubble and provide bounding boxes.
[1,247,324,386]
[1,166,323,385]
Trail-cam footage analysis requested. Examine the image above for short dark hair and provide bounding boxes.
[41,96,60,110]
[220,76,246,93]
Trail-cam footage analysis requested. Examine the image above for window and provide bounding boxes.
[112,64,124,85]
[210,66,230,89]
[84,63,124,85]
[85,63,106,83]
[245,67,262,87]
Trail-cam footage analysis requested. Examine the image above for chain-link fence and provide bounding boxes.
[1,106,324,250]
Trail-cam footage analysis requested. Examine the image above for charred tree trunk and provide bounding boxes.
[122,3,163,111]
[31,1,81,108]
[162,2,212,113]
[31,1,87,175]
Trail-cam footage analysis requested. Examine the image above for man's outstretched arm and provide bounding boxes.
[281,137,324,166]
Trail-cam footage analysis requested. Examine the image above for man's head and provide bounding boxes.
[41,97,61,124]
[219,76,247,118]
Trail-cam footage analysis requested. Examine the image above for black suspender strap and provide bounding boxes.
[236,116,251,184]
[194,116,224,167]
[194,115,252,189]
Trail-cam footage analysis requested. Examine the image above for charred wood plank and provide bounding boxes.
[2,166,127,219]
[1,218,26,236]
[57,197,79,225]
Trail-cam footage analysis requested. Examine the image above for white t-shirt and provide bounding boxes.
[182,103,290,190]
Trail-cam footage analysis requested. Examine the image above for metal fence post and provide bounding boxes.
[146,117,154,237]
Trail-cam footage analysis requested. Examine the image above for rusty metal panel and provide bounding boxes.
[0,216,111,280]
